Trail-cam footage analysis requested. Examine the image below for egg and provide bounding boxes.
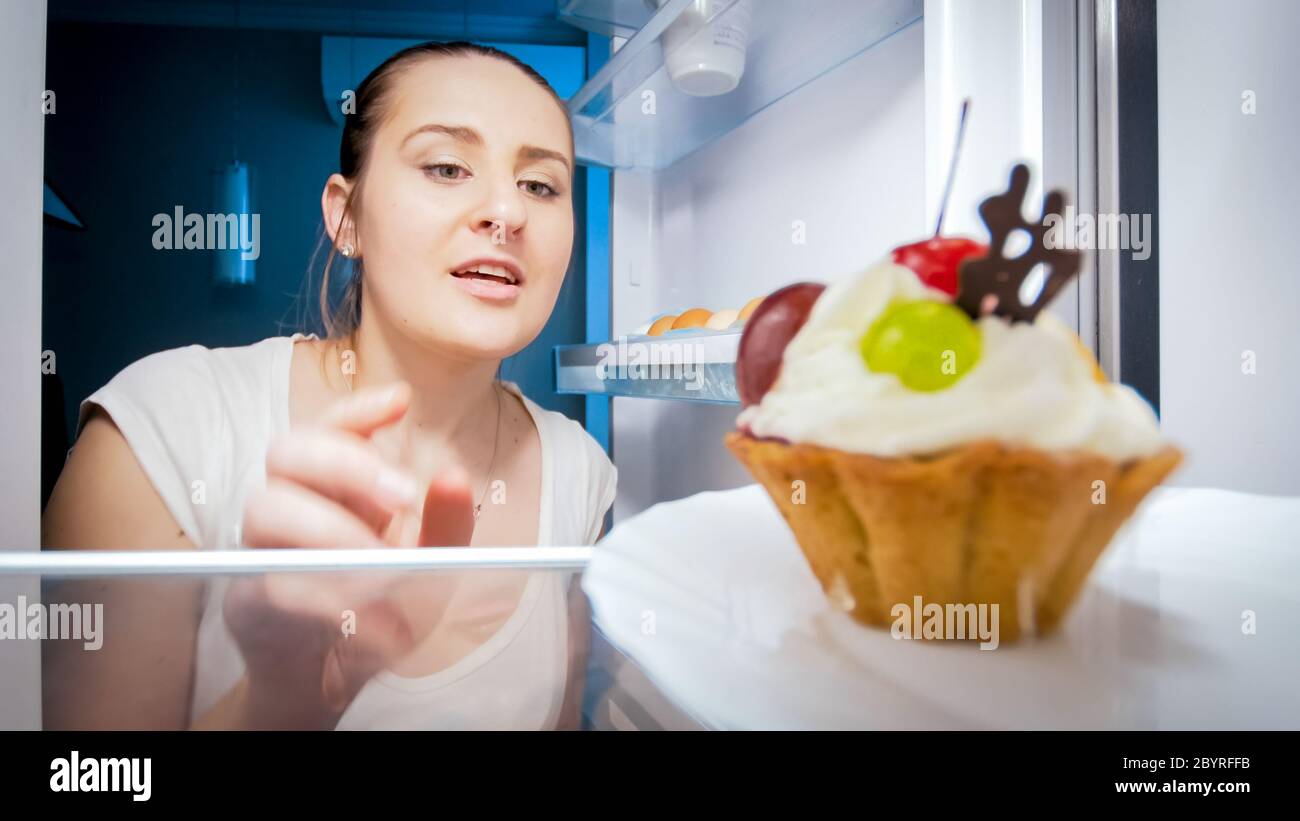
[671,308,712,330]
[737,295,766,322]
[647,315,679,336]
[706,308,739,330]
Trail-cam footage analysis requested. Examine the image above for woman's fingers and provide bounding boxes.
[242,477,387,549]
[317,381,412,437]
[382,508,421,547]
[265,428,420,533]
[418,464,477,548]
[253,380,418,543]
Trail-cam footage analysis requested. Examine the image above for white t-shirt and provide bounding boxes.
[76,333,617,729]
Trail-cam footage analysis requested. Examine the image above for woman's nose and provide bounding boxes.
[472,178,527,245]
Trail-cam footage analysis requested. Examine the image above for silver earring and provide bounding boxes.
[341,244,354,258]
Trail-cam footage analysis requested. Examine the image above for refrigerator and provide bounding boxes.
[553,0,1183,524]
[4,0,1297,734]
[552,0,1300,729]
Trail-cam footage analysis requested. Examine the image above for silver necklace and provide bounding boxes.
[339,340,502,520]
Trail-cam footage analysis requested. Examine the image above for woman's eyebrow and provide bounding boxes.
[400,123,571,175]
[520,145,571,175]
[400,123,484,149]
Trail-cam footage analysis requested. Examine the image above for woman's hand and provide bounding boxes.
[213,383,476,729]
[246,381,428,549]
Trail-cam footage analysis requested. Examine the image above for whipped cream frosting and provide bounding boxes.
[736,261,1166,461]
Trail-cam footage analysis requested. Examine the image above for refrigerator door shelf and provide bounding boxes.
[564,0,923,169]
[554,329,741,404]
[557,0,658,40]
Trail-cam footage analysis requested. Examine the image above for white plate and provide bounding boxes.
[584,484,1300,729]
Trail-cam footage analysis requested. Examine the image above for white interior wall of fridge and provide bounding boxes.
[608,19,929,521]
[606,0,1085,522]
[1156,0,1300,495]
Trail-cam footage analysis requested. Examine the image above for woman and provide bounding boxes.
[41,42,616,730]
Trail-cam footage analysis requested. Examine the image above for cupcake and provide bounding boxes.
[725,164,1182,642]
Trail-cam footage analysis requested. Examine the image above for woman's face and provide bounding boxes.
[341,55,575,362]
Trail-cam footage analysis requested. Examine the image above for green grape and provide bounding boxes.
[860,300,982,391]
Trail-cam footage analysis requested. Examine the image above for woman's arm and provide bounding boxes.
[40,407,204,730]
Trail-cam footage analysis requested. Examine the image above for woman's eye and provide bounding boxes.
[423,163,468,181]
[520,180,558,198]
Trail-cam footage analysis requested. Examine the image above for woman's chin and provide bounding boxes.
[413,319,537,364]
[385,285,550,363]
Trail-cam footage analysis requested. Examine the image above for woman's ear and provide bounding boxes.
[321,173,359,255]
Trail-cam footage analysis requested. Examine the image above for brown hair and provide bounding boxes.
[308,41,573,349]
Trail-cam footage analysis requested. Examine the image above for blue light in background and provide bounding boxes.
[213,160,255,286]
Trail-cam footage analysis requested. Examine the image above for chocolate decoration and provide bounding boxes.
[955,163,1082,323]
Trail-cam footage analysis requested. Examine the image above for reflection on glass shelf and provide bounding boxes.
[556,0,659,39]
[554,329,740,404]
[2,552,701,730]
[10,553,605,730]
[563,0,923,169]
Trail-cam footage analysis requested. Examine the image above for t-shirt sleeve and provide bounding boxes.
[75,345,230,548]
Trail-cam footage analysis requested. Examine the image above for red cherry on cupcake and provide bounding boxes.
[891,237,988,297]
[736,282,826,408]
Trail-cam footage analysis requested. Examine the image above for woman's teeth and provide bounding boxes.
[452,264,516,284]
[449,264,522,303]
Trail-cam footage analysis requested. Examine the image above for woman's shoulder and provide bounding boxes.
[77,334,297,438]
[84,334,290,385]
[72,335,301,548]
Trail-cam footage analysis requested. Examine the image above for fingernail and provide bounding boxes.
[374,468,421,508]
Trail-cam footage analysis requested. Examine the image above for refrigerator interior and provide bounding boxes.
[603,0,1087,521]
[6,0,1297,732]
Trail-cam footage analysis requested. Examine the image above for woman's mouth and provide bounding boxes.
[449,262,522,303]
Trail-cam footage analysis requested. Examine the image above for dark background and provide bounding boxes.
[41,1,594,508]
